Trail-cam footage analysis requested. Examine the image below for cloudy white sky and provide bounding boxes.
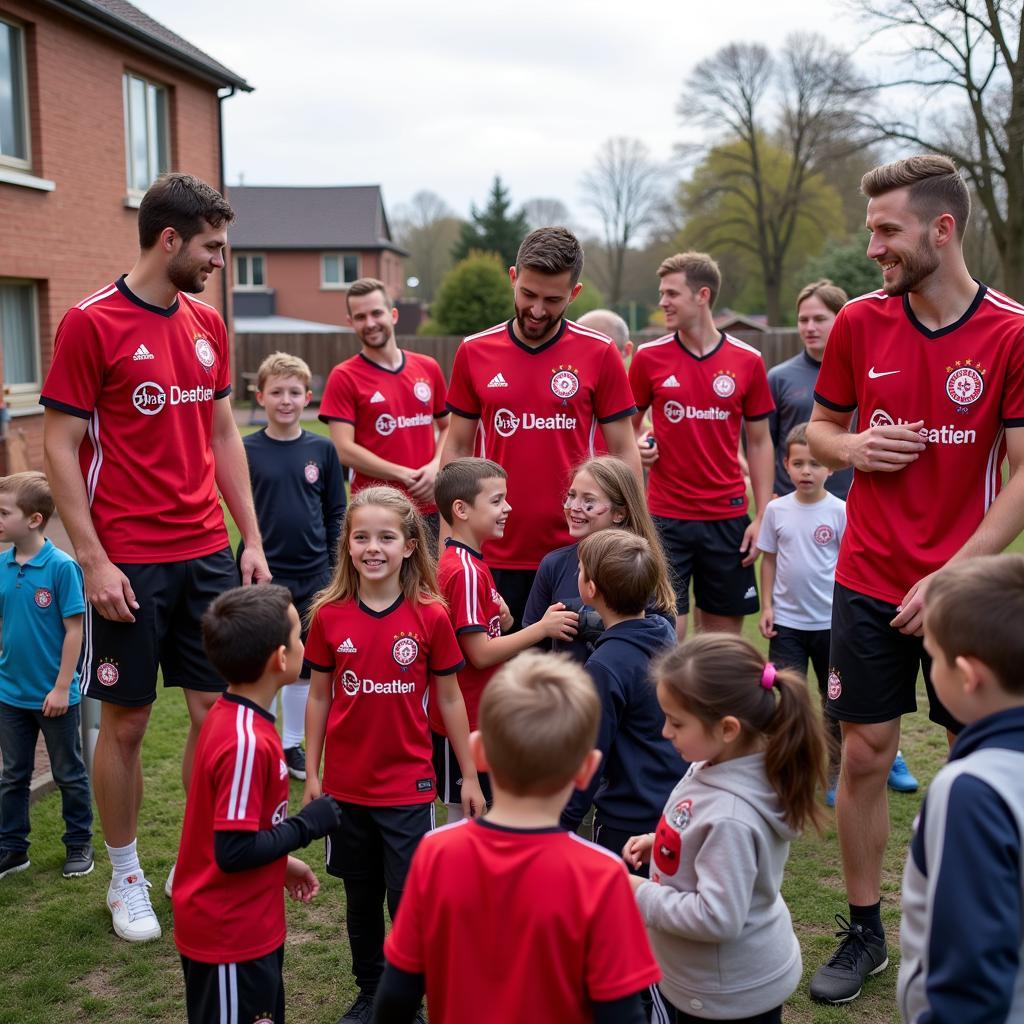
[136,0,883,225]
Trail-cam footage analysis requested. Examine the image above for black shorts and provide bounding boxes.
[82,547,239,706]
[431,731,492,807]
[491,567,537,633]
[325,801,434,891]
[653,515,758,617]
[181,945,285,1024]
[272,570,331,680]
[769,625,831,696]
[827,583,962,733]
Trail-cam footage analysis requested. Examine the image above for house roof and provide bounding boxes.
[43,0,251,91]
[227,186,408,254]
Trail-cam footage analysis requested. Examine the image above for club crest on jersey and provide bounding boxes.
[340,669,360,697]
[413,379,432,404]
[97,660,120,687]
[550,365,580,403]
[272,800,288,825]
[304,462,320,484]
[664,400,685,424]
[712,371,736,398]
[945,360,985,408]
[375,413,397,436]
[813,524,835,546]
[827,669,842,701]
[194,336,216,369]
[392,633,419,668]
[488,615,501,638]
[34,588,53,609]
[671,799,693,830]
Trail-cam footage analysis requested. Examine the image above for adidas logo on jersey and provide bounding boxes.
[337,638,357,653]
[132,344,155,361]
[662,374,680,387]
[370,391,386,404]
[487,373,509,388]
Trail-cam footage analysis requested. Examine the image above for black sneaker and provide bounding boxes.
[284,745,307,781]
[414,1009,427,1024]
[0,850,30,879]
[63,844,95,878]
[337,993,374,1023]
[809,914,889,1003]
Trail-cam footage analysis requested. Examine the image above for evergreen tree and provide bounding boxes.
[430,252,512,335]
[453,176,531,268]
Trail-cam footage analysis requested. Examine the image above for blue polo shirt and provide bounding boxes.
[0,539,86,709]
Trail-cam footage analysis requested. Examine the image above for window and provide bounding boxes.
[234,253,267,290]
[321,253,359,288]
[0,17,29,169]
[123,72,169,194]
[0,281,40,401]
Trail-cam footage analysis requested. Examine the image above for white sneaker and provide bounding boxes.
[164,861,175,898]
[107,874,162,942]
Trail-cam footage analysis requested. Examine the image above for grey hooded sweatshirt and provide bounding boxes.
[635,753,802,1019]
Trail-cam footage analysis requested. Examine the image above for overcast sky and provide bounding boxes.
[136,0,879,226]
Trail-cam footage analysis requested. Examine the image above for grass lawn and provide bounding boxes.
[2,420,1018,1023]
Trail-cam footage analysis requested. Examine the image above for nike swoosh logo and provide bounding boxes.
[868,367,901,379]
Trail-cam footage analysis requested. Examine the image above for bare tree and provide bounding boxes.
[850,0,1024,297]
[581,138,663,305]
[392,190,464,303]
[522,197,573,231]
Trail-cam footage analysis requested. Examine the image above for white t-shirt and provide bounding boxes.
[757,491,846,630]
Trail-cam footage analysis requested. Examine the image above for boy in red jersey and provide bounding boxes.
[320,278,449,551]
[807,155,1024,1004]
[374,651,660,1024]
[441,227,641,629]
[432,458,579,820]
[174,585,341,1023]
[629,251,775,640]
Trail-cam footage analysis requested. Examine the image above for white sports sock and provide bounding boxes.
[446,803,465,824]
[281,682,310,750]
[106,839,142,885]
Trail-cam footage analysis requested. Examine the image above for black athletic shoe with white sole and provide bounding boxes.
[0,850,29,880]
[337,993,374,1023]
[63,844,95,878]
[284,745,307,781]
[809,914,889,1003]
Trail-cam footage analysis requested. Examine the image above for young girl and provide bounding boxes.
[521,455,676,662]
[625,634,826,1024]
[302,486,484,1022]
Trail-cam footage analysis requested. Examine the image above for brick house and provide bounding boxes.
[0,0,250,474]
[228,185,408,327]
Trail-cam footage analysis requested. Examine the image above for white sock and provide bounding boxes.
[446,803,465,824]
[106,839,142,885]
[281,682,309,750]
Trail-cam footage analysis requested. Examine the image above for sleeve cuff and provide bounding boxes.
[39,396,92,420]
[813,390,857,413]
[446,402,480,419]
[305,660,333,673]
[455,624,487,635]
[431,659,466,676]
[597,405,639,424]
[317,414,355,425]
[744,410,773,422]
[1003,418,1024,428]
[214,386,232,400]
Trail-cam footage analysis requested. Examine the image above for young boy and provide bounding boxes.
[563,530,683,863]
[0,471,91,880]
[243,352,347,779]
[172,585,342,1023]
[757,423,846,800]
[899,554,1024,1023]
[432,458,579,821]
[374,651,660,1024]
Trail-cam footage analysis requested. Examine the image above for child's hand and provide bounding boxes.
[42,687,70,718]
[622,832,654,869]
[284,855,319,902]
[497,596,514,633]
[540,603,578,641]
[758,608,776,639]
[302,776,322,807]
[461,777,487,819]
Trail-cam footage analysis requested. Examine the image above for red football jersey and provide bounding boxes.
[433,540,502,733]
[40,278,231,563]
[815,285,1024,604]
[173,694,290,964]
[629,332,775,519]
[319,351,448,514]
[304,595,464,805]
[384,819,661,1024]
[446,319,637,569]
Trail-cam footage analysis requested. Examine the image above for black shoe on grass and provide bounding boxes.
[0,850,29,880]
[63,844,95,878]
[809,914,889,1003]
[284,745,307,781]
[337,993,374,1023]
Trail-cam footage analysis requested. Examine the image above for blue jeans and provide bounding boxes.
[0,701,93,853]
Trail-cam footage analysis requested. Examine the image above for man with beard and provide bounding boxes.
[319,278,449,550]
[42,173,270,942]
[441,227,641,629]
[806,154,1024,1004]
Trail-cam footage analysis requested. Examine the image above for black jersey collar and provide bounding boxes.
[505,317,568,356]
[475,818,565,835]
[675,331,725,361]
[116,274,180,318]
[444,538,484,560]
[358,593,405,618]
[224,691,276,723]
[358,350,407,375]
[902,281,987,339]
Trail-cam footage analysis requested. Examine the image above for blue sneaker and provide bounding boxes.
[887,752,918,793]
[826,783,837,808]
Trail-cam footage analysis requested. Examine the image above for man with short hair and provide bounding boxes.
[629,251,775,639]
[42,172,270,943]
[441,227,641,629]
[578,308,633,362]
[320,278,449,549]
[807,154,1024,1004]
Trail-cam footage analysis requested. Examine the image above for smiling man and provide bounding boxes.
[806,154,1024,1004]
[441,227,641,629]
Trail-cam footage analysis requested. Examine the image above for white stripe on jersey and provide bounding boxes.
[227,705,251,821]
[237,709,257,819]
[475,420,486,458]
[565,319,613,344]
[983,290,1024,316]
[636,333,675,352]
[462,323,508,343]
[76,284,118,310]
[724,332,762,355]
[588,415,598,457]
[81,605,94,695]
[181,292,218,312]
[986,428,1005,512]
[457,548,479,626]
[430,817,471,837]
[86,410,103,507]
[567,829,627,864]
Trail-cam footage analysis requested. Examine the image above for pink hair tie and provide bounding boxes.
[761,662,777,689]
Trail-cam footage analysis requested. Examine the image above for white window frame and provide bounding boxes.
[233,252,268,291]
[0,15,31,172]
[123,70,170,199]
[320,252,360,289]
[0,279,41,409]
